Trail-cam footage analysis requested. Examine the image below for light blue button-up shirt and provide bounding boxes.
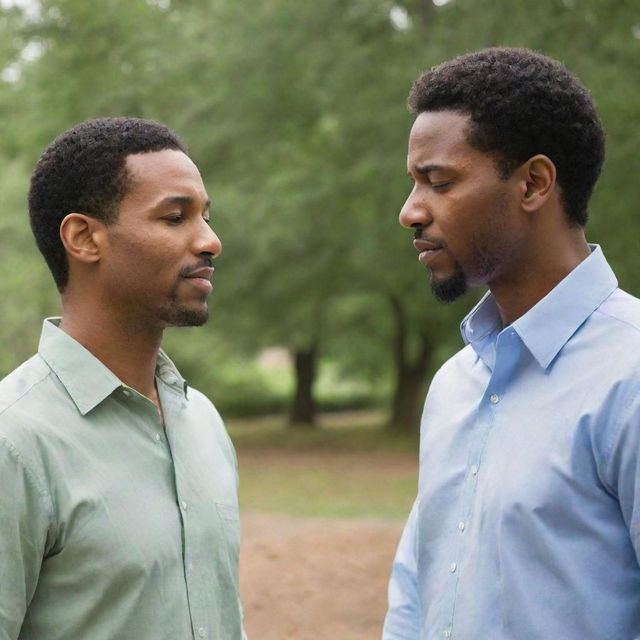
[383,246,640,640]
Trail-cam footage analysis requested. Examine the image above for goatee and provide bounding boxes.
[430,267,468,303]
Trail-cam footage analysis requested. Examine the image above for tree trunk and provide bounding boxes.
[387,295,432,432]
[289,345,318,428]
[389,357,429,431]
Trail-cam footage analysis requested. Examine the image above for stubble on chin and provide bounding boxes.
[165,307,209,327]
[158,289,210,327]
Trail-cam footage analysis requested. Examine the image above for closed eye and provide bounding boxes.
[432,182,452,192]
[165,214,184,224]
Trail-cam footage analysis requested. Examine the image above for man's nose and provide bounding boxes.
[399,191,431,229]
[195,219,222,258]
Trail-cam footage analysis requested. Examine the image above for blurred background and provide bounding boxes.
[1,0,638,637]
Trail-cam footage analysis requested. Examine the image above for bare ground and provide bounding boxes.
[239,511,403,640]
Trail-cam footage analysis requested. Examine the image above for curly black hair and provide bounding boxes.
[408,47,605,226]
[29,117,187,291]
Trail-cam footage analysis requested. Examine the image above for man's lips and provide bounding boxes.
[184,266,214,280]
[413,238,444,266]
[182,266,214,292]
[413,238,443,252]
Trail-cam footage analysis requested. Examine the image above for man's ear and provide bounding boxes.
[520,154,557,213]
[59,213,105,264]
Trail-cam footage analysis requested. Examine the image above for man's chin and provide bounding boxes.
[430,270,468,303]
[160,304,209,327]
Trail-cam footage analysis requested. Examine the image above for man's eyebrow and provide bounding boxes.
[157,195,211,211]
[413,164,448,175]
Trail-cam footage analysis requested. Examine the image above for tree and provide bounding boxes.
[1,0,639,432]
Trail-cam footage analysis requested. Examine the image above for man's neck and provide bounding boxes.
[59,310,164,405]
[490,230,591,326]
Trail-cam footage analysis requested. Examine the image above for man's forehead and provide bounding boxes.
[407,111,476,168]
[122,149,208,206]
[125,148,198,175]
[410,111,471,146]
[124,149,205,192]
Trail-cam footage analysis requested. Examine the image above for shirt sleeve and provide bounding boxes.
[0,437,51,640]
[382,498,420,640]
[604,387,640,566]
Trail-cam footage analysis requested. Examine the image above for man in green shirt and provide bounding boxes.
[0,118,244,639]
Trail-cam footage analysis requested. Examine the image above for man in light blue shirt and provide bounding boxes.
[0,118,245,639]
[383,48,640,639]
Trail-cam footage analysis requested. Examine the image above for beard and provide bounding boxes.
[160,305,209,327]
[157,288,209,327]
[428,228,509,304]
[430,262,468,303]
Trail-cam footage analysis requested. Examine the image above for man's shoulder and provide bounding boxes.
[0,354,60,472]
[595,288,640,334]
[438,342,476,369]
[186,384,221,414]
[184,385,228,432]
[427,342,476,391]
[589,288,640,400]
[0,354,52,419]
[184,384,238,463]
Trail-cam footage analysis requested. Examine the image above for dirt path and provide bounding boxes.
[240,511,403,640]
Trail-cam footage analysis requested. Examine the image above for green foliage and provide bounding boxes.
[0,156,59,375]
[1,0,639,427]
[163,327,385,417]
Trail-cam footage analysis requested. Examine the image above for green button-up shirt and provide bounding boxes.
[0,319,243,640]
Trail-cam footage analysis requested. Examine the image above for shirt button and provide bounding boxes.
[458,521,465,531]
[490,393,500,404]
[154,433,161,442]
[450,562,457,573]
[470,465,478,476]
[198,628,206,637]
[181,501,187,511]
[443,631,451,638]
[122,388,131,398]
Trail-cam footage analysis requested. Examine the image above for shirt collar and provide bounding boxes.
[155,349,189,398]
[38,318,188,415]
[461,245,618,370]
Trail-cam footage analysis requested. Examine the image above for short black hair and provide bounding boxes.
[408,47,605,226]
[29,117,187,291]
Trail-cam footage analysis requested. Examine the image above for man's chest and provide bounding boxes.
[414,352,634,639]
[31,408,239,626]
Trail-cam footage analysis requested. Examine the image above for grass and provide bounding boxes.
[227,410,418,452]
[227,411,419,520]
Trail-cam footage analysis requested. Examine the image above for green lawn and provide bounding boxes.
[227,411,419,520]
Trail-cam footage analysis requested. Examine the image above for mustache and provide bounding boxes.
[179,256,214,277]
